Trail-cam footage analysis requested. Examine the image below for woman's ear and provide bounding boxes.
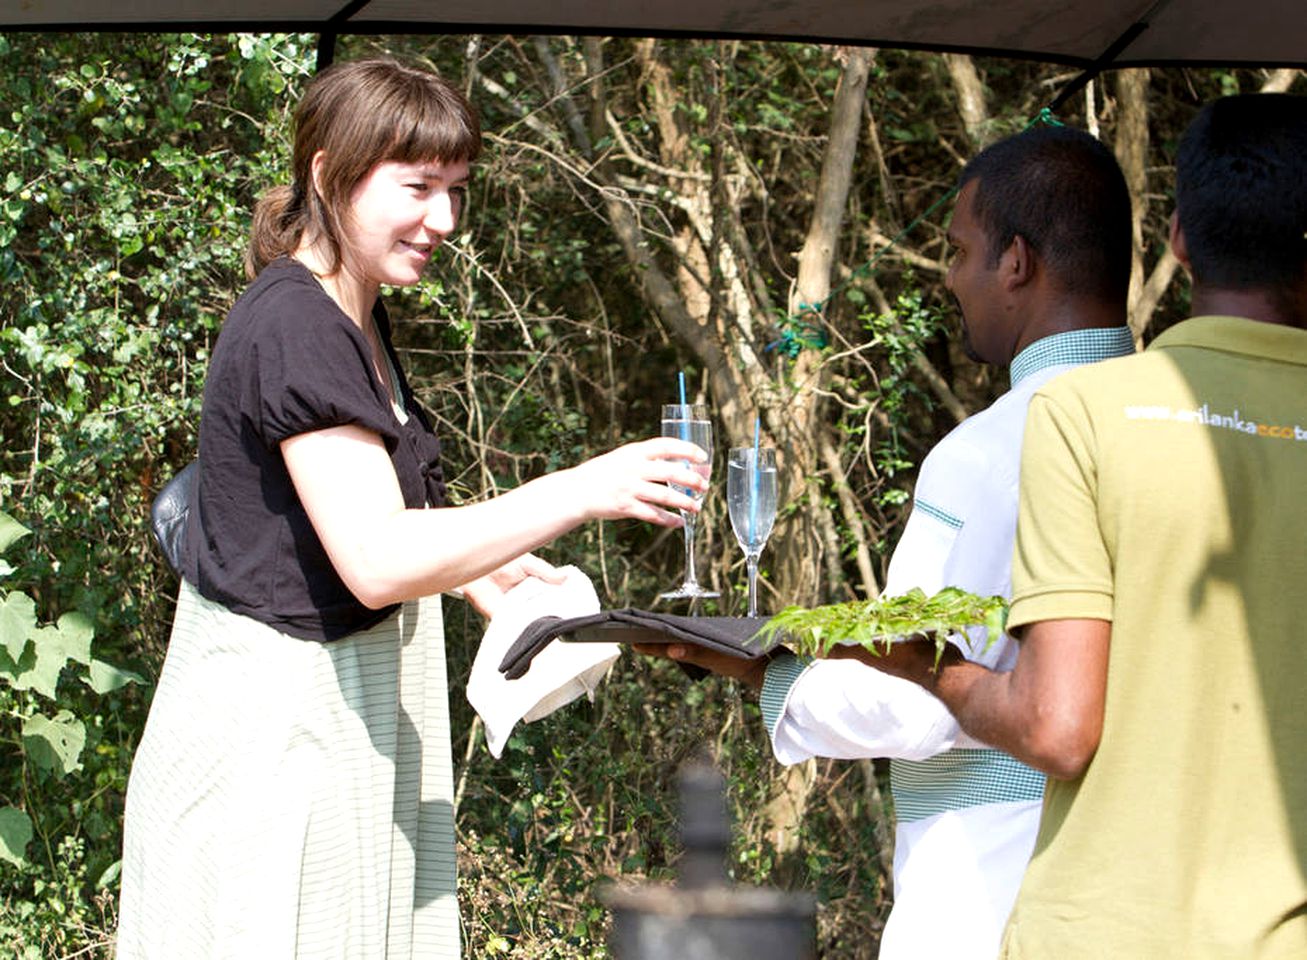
[309,150,327,200]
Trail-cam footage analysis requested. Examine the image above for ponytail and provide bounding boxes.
[245,184,302,279]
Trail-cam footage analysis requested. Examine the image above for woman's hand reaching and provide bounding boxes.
[562,437,709,527]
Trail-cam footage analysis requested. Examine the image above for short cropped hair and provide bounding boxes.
[959,125,1132,304]
[1176,93,1307,293]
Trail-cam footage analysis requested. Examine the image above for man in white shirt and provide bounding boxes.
[842,93,1307,960]
[647,125,1135,958]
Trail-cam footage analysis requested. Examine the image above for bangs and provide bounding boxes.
[384,81,482,167]
[283,58,482,275]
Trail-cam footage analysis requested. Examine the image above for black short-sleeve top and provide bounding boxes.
[182,257,448,641]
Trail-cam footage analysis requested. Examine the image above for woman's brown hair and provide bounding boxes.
[245,58,481,279]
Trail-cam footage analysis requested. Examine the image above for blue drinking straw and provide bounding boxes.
[750,416,760,544]
[677,372,690,441]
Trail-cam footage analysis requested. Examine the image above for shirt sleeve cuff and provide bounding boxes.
[759,652,814,741]
[1008,588,1113,632]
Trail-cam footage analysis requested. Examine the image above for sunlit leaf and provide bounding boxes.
[0,512,29,555]
[0,807,32,866]
[23,710,86,776]
[12,624,79,699]
[0,644,33,689]
[97,859,122,889]
[52,611,93,666]
[0,592,36,662]
[85,658,146,694]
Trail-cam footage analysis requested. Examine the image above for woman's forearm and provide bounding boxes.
[282,424,707,607]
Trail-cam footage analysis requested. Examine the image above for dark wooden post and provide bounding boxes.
[602,757,817,959]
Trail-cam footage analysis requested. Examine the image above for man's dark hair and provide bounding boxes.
[959,125,1131,304]
[1176,93,1307,293]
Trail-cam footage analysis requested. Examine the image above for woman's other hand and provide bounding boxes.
[461,553,566,619]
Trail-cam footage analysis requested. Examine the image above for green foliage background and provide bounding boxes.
[0,34,313,956]
[0,28,1280,958]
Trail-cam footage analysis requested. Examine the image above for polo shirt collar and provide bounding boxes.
[1151,315,1307,366]
[1009,325,1136,390]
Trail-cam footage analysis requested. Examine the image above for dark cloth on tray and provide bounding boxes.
[498,609,777,680]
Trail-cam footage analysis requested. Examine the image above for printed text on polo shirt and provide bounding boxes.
[1124,404,1307,441]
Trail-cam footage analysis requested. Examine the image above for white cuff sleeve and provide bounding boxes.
[764,655,980,764]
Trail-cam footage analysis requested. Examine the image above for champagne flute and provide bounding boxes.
[659,403,719,600]
[727,447,777,617]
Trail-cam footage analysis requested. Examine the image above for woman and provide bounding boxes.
[116,58,706,959]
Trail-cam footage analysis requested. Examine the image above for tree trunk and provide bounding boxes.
[761,47,876,862]
[776,46,874,611]
[1114,68,1152,339]
[943,54,990,148]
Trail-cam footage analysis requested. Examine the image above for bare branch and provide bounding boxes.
[943,53,990,147]
[605,108,711,182]
[1134,247,1181,340]
[818,432,880,598]
[443,239,536,350]
[531,36,593,155]
[1261,68,1302,93]
[868,229,948,275]
[474,72,568,151]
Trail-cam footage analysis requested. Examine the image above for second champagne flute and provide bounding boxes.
[659,403,718,600]
[727,447,777,616]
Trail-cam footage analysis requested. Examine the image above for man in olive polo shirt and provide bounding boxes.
[857,93,1307,957]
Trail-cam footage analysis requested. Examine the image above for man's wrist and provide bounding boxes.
[851,637,960,690]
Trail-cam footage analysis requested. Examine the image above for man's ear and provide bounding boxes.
[1001,233,1035,290]
[1169,210,1192,272]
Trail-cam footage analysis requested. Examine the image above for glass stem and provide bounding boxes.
[682,513,698,587]
[746,554,759,617]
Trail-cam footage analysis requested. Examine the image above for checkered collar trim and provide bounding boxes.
[1009,326,1135,389]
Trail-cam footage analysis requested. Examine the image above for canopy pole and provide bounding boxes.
[315,31,337,71]
[316,0,374,71]
[1046,0,1170,113]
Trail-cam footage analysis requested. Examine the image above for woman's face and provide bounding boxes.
[340,157,470,290]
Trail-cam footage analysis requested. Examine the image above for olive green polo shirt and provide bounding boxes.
[1004,316,1307,958]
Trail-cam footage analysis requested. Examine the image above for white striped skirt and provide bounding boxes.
[116,580,459,958]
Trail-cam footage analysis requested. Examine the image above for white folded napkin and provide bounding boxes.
[466,565,620,758]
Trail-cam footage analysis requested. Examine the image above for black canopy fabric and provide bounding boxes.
[3,0,1306,70]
